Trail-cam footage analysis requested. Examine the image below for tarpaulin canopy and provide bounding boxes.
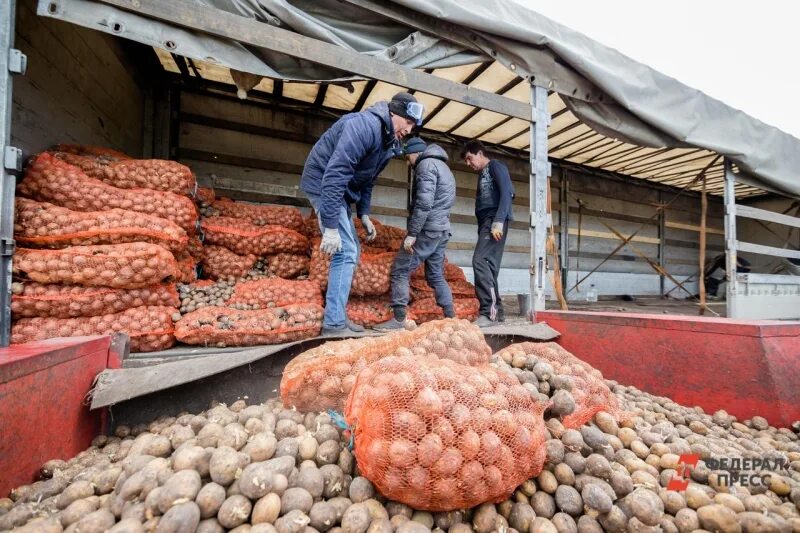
[40,0,800,198]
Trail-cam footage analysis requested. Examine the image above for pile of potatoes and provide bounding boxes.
[3,349,800,532]
[18,153,200,232]
[13,243,178,289]
[178,281,237,315]
[202,218,309,257]
[13,198,189,253]
[175,304,324,347]
[11,281,179,319]
[226,280,322,311]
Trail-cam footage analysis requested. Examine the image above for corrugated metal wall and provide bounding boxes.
[176,89,724,299]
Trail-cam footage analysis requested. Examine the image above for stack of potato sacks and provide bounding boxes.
[10,144,206,352]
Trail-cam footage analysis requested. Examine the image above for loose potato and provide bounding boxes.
[320,465,346,499]
[508,502,535,531]
[341,503,371,533]
[197,518,226,533]
[60,497,100,526]
[696,504,741,533]
[217,495,252,529]
[316,441,341,466]
[108,518,146,532]
[158,470,202,513]
[348,477,375,504]
[293,467,325,500]
[625,488,664,527]
[281,487,314,515]
[395,521,430,533]
[365,518,393,533]
[158,501,201,533]
[274,509,311,533]
[172,446,211,477]
[471,503,497,533]
[195,482,226,519]
[244,434,278,463]
[56,480,95,509]
[555,485,583,517]
[240,463,277,500]
[253,493,282,525]
[13,516,63,533]
[532,492,557,519]
[210,447,247,486]
[70,509,116,532]
[309,501,338,532]
[251,525,280,533]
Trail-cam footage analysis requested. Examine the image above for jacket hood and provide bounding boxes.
[417,143,449,164]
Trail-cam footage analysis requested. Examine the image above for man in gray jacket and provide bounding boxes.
[375,138,456,330]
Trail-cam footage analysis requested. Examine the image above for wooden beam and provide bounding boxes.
[97,0,530,119]
[734,205,800,230]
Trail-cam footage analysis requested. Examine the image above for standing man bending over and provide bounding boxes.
[462,140,515,326]
[301,92,423,334]
[376,137,456,330]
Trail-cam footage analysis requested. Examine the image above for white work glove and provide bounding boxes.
[403,235,416,253]
[361,215,377,242]
[320,228,342,255]
[491,221,504,241]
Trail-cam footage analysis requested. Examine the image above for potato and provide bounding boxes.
[197,424,226,448]
[575,515,603,533]
[309,501,338,532]
[251,525,280,533]
[555,485,583,517]
[218,495,252,529]
[60,497,100,526]
[508,502,535,531]
[337,449,355,477]
[348,477,375,504]
[71,508,116,532]
[550,390,576,417]
[341,503,371,533]
[240,463,277,500]
[253,493,282,525]
[317,441,341,466]
[365,518,393,533]
[581,484,613,514]
[210,447,247,486]
[395,522,430,533]
[320,465,346,499]
[172,446,211,477]
[159,470,202,513]
[197,518,226,533]
[696,504,741,533]
[472,503,497,533]
[158,501,201,532]
[625,488,664,527]
[196,483,226,519]
[363,500,389,522]
[299,436,319,462]
[108,518,147,532]
[221,423,250,451]
[56,480,95,509]
[282,487,314,515]
[245,434,278,463]
[13,516,63,533]
[538,470,559,494]
[328,497,354,523]
[532,492,557,519]
[551,512,577,533]
[315,425,340,445]
[274,509,311,533]
[276,438,300,460]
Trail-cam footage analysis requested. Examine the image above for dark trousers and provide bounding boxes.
[390,230,453,316]
[472,218,508,320]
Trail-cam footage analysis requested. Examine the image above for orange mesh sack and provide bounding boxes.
[187,236,204,261]
[413,261,466,282]
[51,152,108,179]
[344,355,548,511]
[11,305,177,353]
[280,319,492,412]
[13,243,177,289]
[495,342,629,428]
[97,159,196,195]
[352,252,394,297]
[14,198,188,252]
[302,212,321,239]
[264,253,309,279]
[347,296,393,328]
[308,241,329,290]
[410,278,476,301]
[18,153,199,232]
[195,186,216,207]
[201,246,257,281]
[53,144,131,160]
[11,282,179,319]
[201,217,309,256]
[409,298,479,324]
[226,279,322,309]
[175,303,323,347]
[357,218,406,249]
[174,252,198,283]
[209,199,304,232]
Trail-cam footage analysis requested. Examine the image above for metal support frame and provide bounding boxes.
[0,1,22,347]
[529,85,551,318]
[559,169,569,291]
[657,190,666,296]
[723,158,738,317]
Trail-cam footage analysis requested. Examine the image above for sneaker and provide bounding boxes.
[321,320,366,336]
[373,317,406,331]
[473,315,495,327]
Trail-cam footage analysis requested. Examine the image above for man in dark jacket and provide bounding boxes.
[375,137,456,330]
[462,140,515,326]
[301,92,423,334]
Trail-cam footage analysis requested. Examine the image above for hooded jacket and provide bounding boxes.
[301,102,399,229]
[407,143,456,236]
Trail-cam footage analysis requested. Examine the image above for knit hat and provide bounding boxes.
[388,92,423,125]
[403,137,427,155]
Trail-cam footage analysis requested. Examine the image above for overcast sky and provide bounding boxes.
[511,0,800,140]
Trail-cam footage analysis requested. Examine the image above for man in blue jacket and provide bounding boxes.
[462,140,515,326]
[301,92,423,334]
[375,137,456,330]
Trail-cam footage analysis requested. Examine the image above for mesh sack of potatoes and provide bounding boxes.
[356,218,407,249]
[175,303,323,346]
[263,253,310,279]
[413,261,466,282]
[208,199,305,232]
[410,278,477,302]
[11,305,177,353]
[302,211,322,239]
[17,153,199,232]
[226,279,322,309]
[13,197,188,253]
[11,282,179,319]
[201,245,257,281]
[495,342,629,428]
[96,159,196,196]
[344,355,548,511]
[174,252,198,284]
[194,185,215,207]
[52,143,131,160]
[50,151,109,179]
[409,297,480,324]
[201,217,309,256]
[186,235,204,261]
[13,243,178,289]
[309,246,395,295]
[347,295,394,327]
[280,318,492,412]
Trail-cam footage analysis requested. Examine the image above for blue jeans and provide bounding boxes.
[306,193,360,329]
